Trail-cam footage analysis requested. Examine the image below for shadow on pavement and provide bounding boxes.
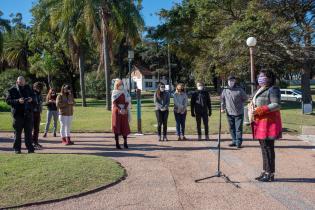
[275,178,315,183]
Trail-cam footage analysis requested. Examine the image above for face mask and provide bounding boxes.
[160,87,165,92]
[228,80,235,87]
[197,86,204,91]
[258,75,268,86]
[118,86,123,90]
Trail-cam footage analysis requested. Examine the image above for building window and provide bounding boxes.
[145,82,153,88]
[145,75,153,79]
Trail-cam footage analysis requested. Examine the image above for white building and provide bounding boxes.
[130,66,168,91]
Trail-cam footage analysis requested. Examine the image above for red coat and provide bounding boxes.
[112,94,130,136]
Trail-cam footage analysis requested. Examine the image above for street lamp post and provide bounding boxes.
[128,50,134,94]
[246,37,257,96]
[167,43,172,91]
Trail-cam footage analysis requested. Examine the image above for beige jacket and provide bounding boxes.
[56,93,75,116]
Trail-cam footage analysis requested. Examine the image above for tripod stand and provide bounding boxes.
[195,87,240,188]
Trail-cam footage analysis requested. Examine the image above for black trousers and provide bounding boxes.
[196,112,209,136]
[13,114,35,152]
[259,140,275,173]
[33,112,41,144]
[156,110,169,136]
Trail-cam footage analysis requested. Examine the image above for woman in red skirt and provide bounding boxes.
[111,79,131,149]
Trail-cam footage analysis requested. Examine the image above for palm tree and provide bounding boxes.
[32,0,144,109]
[4,28,31,70]
[0,11,11,58]
[99,0,144,110]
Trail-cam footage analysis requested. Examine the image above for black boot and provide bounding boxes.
[255,172,266,180]
[115,135,121,149]
[258,173,274,182]
[123,137,128,149]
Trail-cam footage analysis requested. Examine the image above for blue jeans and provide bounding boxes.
[44,110,58,133]
[227,114,244,145]
[174,112,186,136]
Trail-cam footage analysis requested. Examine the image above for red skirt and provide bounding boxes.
[112,106,130,136]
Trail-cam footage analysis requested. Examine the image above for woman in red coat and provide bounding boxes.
[111,79,131,149]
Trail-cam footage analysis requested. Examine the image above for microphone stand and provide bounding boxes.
[195,86,240,188]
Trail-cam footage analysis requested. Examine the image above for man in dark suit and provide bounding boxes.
[191,82,212,140]
[6,76,35,154]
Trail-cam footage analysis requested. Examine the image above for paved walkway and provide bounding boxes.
[0,132,315,210]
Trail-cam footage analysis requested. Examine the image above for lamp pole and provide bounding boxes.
[128,50,134,95]
[246,37,257,96]
[167,43,172,91]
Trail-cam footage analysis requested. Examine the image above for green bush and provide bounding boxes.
[85,71,106,99]
[0,100,10,112]
[0,69,28,98]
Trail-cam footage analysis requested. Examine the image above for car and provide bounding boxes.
[280,89,302,102]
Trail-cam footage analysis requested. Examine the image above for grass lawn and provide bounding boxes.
[0,97,314,134]
[0,154,125,208]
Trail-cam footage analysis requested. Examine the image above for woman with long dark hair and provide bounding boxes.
[249,70,282,182]
[43,88,58,137]
[154,83,170,141]
[56,84,75,145]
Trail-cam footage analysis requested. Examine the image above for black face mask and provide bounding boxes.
[18,85,25,90]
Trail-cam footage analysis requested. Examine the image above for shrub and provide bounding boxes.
[85,71,106,99]
[0,100,10,112]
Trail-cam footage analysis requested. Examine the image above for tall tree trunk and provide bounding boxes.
[79,49,87,107]
[102,8,111,111]
[301,34,313,107]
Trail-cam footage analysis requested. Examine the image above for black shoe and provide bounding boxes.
[43,133,47,138]
[255,172,266,180]
[258,173,274,182]
[237,145,242,149]
[205,136,210,141]
[177,136,182,141]
[116,144,122,149]
[33,143,42,150]
[28,150,35,154]
[123,139,128,149]
[158,136,162,141]
[163,136,168,141]
[15,150,21,154]
[182,136,187,141]
[229,143,237,147]
[53,133,57,137]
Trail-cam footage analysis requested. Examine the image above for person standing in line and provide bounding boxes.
[191,82,212,141]
[32,82,44,149]
[221,75,248,148]
[173,83,188,141]
[111,79,131,149]
[249,70,282,182]
[154,83,170,141]
[6,76,35,154]
[56,84,75,145]
[43,88,58,138]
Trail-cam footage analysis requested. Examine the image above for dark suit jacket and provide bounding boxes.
[191,90,212,116]
[6,85,35,117]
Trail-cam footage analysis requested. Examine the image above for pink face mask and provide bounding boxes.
[258,74,268,86]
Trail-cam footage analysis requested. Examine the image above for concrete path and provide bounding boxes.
[0,132,315,210]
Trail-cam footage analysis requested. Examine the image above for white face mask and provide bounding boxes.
[118,86,123,90]
[228,80,235,87]
[160,87,165,92]
[197,86,204,91]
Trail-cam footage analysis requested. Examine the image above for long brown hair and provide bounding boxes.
[60,84,71,95]
[46,88,57,102]
[156,82,165,100]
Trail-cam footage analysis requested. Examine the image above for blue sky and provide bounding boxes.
[0,0,182,26]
